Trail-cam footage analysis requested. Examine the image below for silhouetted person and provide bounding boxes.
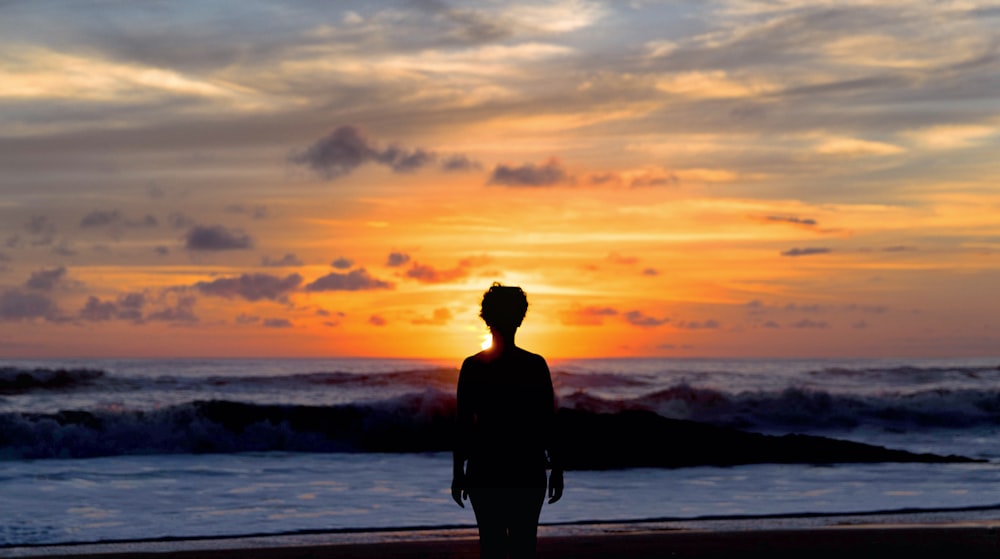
[453,283,563,559]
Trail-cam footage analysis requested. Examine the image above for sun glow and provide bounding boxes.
[480,334,493,351]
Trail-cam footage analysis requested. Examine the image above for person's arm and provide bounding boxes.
[540,356,564,504]
[452,359,473,507]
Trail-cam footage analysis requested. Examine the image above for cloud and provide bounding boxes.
[261,253,304,267]
[441,154,483,172]
[378,144,436,172]
[677,319,720,330]
[79,209,158,229]
[844,304,888,314]
[331,257,354,269]
[642,268,659,276]
[145,295,198,323]
[904,124,997,150]
[80,210,122,228]
[263,318,293,328]
[79,292,146,323]
[184,225,254,251]
[560,305,618,326]
[784,303,822,312]
[194,273,303,302]
[129,214,158,228]
[290,125,480,180]
[760,215,818,227]
[815,137,904,157]
[412,307,453,325]
[51,242,77,257]
[369,314,387,326]
[14,216,56,247]
[403,256,490,284]
[588,172,618,185]
[236,314,260,324]
[607,252,639,265]
[79,296,116,321]
[630,173,678,187]
[791,319,829,329]
[408,1,512,44]
[292,125,379,178]
[168,213,197,230]
[304,268,394,291]
[488,157,570,187]
[624,310,669,328]
[317,308,346,327]
[589,168,679,188]
[0,289,59,321]
[781,247,832,257]
[225,204,268,219]
[25,215,55,236]
[24,267,68,291]
[387,252,411,267]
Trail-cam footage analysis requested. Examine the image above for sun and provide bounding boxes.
[480,334,492,351]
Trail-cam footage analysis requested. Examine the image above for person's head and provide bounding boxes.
[479,283,528,334]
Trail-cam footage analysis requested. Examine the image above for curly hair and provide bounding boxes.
[479,282,529,331]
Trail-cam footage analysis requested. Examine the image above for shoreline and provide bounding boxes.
[4,510,999,558]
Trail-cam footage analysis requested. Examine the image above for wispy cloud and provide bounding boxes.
[79,293,146,323]
[623,310,669,328]
[386,252,411,267]
[488,157,571,187]
[331,257,354,269]
[305,269,394,292]
[194,273,303,302]
[184,225,253,251]
[290,125,480,180]
[781,247,832,257]
[759,215,818,227]
[405,261,470,284]
[0,289,59,322]
[24,267,68,291]
[261,254,304,267]
[78,209,159,234]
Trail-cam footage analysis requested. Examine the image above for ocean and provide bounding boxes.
[2,356,1000,550]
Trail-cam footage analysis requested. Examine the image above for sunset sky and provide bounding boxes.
[2,0,999,359]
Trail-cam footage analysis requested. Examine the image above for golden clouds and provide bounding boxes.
[814,137,905,157]
[0,47,257,105]
[903,124,999,150]
[2,1,1000,357]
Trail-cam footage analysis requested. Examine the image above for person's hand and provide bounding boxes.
[548,469,564,504]
[451,473,468,508]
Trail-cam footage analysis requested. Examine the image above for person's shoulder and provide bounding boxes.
[462,351,491,367]
[515,347,548,367]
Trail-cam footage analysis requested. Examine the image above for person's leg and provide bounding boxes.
[505,486,546,559]
[470,488,508,559]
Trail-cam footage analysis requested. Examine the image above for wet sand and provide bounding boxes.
[6,522,999,559]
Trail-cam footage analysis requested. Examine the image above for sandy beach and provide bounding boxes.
[5,521,998,559]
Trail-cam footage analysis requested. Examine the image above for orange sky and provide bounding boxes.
[2,1,999,359]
